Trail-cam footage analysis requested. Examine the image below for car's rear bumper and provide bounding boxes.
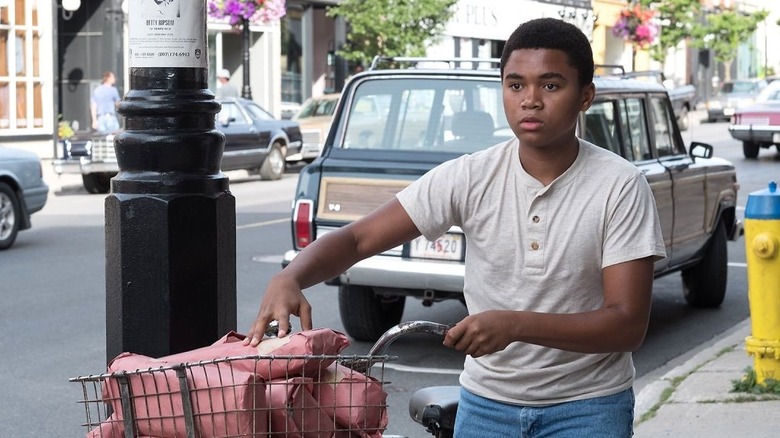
[52,158,118,175]
[728,124,780,143]
[282,249,465,292]
[22,184,48,214]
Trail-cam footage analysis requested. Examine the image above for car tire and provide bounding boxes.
[0,182,21,250]
[677,105,689,131]
[83,173,112,194]
[682,220,727,308]
[259,143,285,181]
[338,285,405,341]
[743,141,760,159]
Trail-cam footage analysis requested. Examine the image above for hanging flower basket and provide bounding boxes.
[207,0,287,28]
[612,3,658,49]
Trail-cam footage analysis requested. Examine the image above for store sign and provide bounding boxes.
[128,0,208,69]
[446,0,594,41]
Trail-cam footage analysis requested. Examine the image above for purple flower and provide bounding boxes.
[208,0,286,27]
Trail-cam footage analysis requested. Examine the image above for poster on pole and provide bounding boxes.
[128,0,208,68]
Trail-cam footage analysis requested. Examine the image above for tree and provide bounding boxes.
[692,7,768,81]
[640,0,702,65]
[326,0,458,67]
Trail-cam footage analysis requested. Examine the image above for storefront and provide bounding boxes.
[430,0,595,61]
[1,0,53,139]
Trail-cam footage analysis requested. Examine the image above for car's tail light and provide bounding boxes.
[293,199,314,249]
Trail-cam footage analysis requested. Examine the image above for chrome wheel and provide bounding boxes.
[0,182,20,249]
[259,143,286,180]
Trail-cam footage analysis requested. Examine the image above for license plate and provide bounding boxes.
[724,107,736,116]
[410,234,463,261]
[773,133,780,143]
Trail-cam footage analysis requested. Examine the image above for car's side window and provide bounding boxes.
[583,100,621,156]
[618,98,652,161]
[245,103,274,121]
[649,96,676,157]
[218,102,249,125]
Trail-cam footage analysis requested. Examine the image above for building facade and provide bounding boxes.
[8,1,780,156]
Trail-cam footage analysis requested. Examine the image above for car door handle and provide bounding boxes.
[670,163,690,171]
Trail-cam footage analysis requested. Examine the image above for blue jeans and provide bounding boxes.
[454,387,634,437]
[97,113,120,134]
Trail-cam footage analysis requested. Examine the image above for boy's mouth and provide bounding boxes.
[519,117,543,131]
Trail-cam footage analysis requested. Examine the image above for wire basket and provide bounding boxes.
[70,354,393,437]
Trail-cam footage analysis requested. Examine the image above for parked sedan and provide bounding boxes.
[53,98,303,193]
[706,79,767,122]
[217,97,303,179]
[288,93,340,163]
[0,146,48,249]
[728,80,780,158]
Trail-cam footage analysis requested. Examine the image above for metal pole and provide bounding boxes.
[105,1,237,362]
[242,17,252,99]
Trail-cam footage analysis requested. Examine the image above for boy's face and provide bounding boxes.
[502,48,594,151]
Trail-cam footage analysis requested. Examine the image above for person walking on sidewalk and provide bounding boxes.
[90,71,121,134]
[245,17,666,437]
[215,69,239,99]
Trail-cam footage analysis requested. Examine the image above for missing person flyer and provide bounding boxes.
[128,0,207,69]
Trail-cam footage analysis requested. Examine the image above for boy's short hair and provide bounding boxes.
[500,18,594,87]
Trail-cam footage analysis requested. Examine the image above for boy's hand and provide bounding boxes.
[243,276,313,347]
[443,311,518,357]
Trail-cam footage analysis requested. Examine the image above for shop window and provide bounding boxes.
[281,10,302,104]
[0,0,45,133]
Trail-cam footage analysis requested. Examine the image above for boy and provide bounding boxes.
[245,18,665,436]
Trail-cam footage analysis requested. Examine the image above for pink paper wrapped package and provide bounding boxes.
[85,413,123,438]
[158,329,350,381]
[313,363,388,438]
[100,352,269,438]
[264,377,337,437]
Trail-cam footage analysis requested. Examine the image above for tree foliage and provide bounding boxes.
[691,7,768,80]
[326,0,458,67]
[639,0,702,63]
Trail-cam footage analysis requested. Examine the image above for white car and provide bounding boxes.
[288,93,340,163]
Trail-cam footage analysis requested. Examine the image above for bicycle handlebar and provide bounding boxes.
[368,321,451,356]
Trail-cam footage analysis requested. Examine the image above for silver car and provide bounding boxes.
[706,79,767,122]
[0,146,49,249]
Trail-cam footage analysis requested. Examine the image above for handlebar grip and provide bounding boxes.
[368,321,451,356]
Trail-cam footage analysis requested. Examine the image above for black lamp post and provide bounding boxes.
[242,17,252,99]
[105,2,237,361]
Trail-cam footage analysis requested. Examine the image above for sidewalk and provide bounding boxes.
[634,319,780,437]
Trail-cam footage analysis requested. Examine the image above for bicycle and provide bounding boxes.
[70,321,458,437]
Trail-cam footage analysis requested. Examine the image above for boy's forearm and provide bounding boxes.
[510,307,650,353]
[278,228,362,290]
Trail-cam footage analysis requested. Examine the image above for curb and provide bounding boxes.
[634,319,751,424]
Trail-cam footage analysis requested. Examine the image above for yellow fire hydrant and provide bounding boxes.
[745,180,780,384]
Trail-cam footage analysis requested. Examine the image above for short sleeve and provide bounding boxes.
[602,173,666,268]
[396,158,464,241]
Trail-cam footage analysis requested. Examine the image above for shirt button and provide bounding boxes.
[531,241,540,250]
[532,216,540,223]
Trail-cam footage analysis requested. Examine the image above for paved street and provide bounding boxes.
[1,117,777,436]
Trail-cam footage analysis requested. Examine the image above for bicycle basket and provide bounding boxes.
[70,354,392,437]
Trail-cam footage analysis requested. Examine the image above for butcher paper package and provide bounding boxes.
[84,328,388,437]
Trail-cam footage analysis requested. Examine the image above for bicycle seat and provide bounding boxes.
[409,385,460,434]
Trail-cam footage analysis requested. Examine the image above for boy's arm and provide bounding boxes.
[245,197,421,345]
[444,257,654,356]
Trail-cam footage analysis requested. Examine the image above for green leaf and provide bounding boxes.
[326,0,458,66]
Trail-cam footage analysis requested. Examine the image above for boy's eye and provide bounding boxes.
[509,83,521,91]
[543,83,559,91]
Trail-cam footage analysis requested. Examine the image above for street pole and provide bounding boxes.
[105,1,237,362]
[242,17,252,99]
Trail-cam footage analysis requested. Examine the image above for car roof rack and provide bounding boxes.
[368,56,501,71]
[594,64,626,76]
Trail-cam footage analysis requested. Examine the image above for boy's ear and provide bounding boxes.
[580,83,596,111]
